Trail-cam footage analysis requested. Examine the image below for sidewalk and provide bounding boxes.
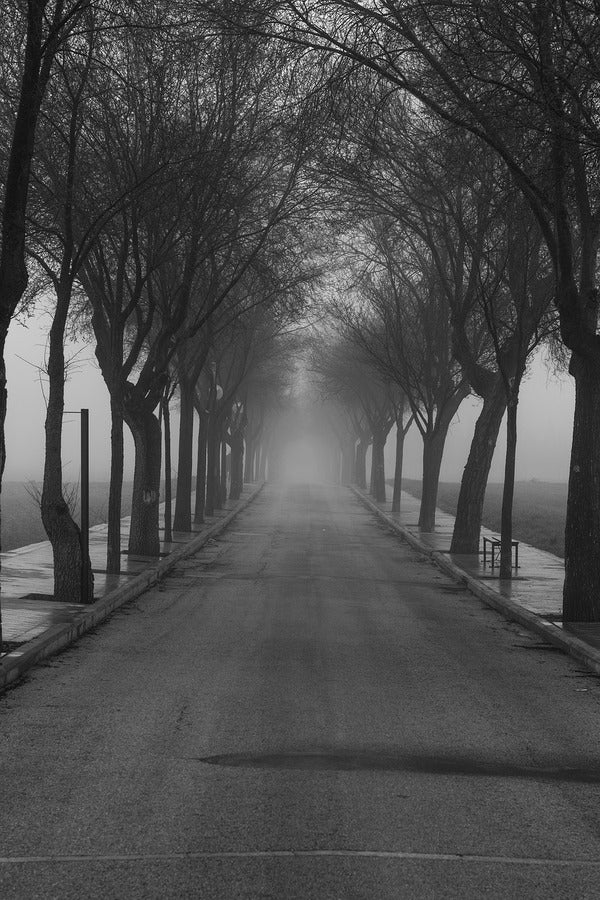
[1,486,262,649]
[355,487,600,671]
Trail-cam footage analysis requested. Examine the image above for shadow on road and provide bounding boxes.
[196,748,600,783]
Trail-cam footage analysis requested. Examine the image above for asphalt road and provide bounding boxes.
[2,482,600,899]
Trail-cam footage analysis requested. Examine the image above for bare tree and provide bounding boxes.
[260,0,600,620]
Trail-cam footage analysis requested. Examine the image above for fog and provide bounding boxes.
[5,316,574,487]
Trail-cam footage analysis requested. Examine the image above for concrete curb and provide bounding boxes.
[351,486,600,677]
[0,482,265,693]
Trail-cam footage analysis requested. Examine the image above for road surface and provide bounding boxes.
[2,483,600,898]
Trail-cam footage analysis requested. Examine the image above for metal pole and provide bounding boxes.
[81,408,90,604]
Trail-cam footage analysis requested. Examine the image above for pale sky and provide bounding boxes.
[397,350,574,484]
[4,315,574,485]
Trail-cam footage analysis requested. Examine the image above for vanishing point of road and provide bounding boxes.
[2,483,600,899]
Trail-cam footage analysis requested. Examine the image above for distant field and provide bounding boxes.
[402,479,567,558]
[1,482,133,552]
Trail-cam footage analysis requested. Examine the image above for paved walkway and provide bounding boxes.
[1,482,595,657]
[1,494,252,646]
[364,489,600,651]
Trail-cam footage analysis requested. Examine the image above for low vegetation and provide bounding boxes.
[402,479,566,559]
[1,483,132,553]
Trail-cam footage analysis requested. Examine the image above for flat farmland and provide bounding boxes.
[1,482,133,552]
[402,479,567,559]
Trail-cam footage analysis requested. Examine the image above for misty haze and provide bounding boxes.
[1,3,600,899]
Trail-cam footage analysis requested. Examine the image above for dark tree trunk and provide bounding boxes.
[355,440,368,489]
[450,380,507,554]
[205,415,219,517]
[219,438,228,506]
[230,431,244,500]
[418,430,447,532]
[41,283,93,603]
[244,437,255,482]
[499,396,518,579]
[107,396,124,574]
[0,1,65,639]
[258,438,269,480]
[194,410,207,524]
[173,376,195,532]
[370,431,387,502]
[392,421,406,514]
[125,400,162,557]
[563,357,600,621]
[161,394,173,543]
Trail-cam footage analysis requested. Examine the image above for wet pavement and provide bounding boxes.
[0,484,583,655]
[364,489,600,648]
[2,482,600,900]
[386,492,564,615]
[1,495,248,647]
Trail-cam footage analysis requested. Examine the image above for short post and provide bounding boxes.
[81,408,90,604]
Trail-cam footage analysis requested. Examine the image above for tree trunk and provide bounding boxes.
[370,431,387,502]
[220,438,228,506]
[499,395,518,579]
[41,283,93,603]
[107,396,124,574]
[450,381,507,554]
[194,410,207,524]
[418,431,447,532]
[173,376,194,532]
[230,431,244,500]
[392,422,406,513]
[355,440,368,489]
[258,438,269,480]
[205,415,219,517]
[0,0,57,641]
[161,395,173,543]
[244,438,254,482]
[563,357,600,621]
[125,400,162,557]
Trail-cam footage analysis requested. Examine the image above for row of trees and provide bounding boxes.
[311,86,555,582]
[0,2,323,642]
[229,0,594,621]
[2,1,600,630]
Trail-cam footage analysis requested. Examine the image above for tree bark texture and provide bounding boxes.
[392,423,406,513]
[370,432,387,502]
[229,432,244,500]
[355,440,368,489]
[107,397,124,574]
[125,401,162,557]
[258,439,269,480]
[161,396,173,543]
[205,416,219,517]
[173,377,195,532]
[194,411,207,524]
[0,0,57,640]
[220,439,228,507]
[418,430,447,533]
[244,438,255,482]
[41,284,93,603]
[563,358,600,621]
[450,381,507,554]
[499,398,518,579]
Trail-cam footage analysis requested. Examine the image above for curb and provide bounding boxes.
[351,486,600,677]
[0,482,265,693]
